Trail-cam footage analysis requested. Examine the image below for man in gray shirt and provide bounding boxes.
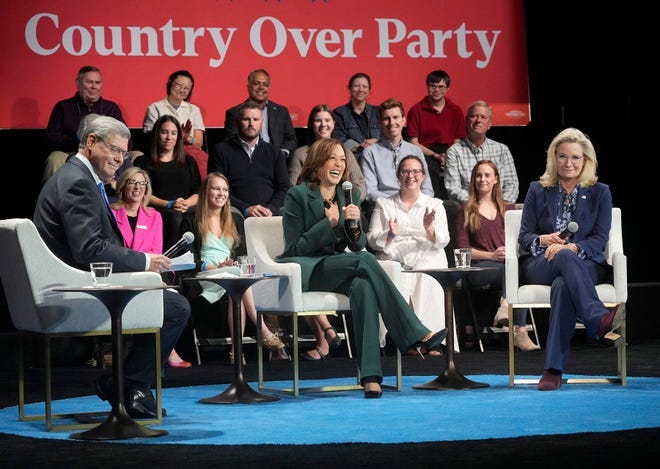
[444,100,519,204]
[361,98,434,209]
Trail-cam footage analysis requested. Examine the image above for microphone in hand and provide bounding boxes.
[341,181,359,232]
[559,221,579,240]
[164,231,195,257]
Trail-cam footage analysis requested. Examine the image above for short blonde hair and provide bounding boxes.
[540,127,598,188]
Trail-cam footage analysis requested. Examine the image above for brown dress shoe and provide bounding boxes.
[538,369,562,391]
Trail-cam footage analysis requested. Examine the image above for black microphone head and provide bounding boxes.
[567,221,579,234]
[341,181,353,191]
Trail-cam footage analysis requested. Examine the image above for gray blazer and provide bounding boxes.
[33,155,146,272]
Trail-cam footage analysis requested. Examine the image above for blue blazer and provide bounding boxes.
[276,183,366,291]
[33,155,147,272]
[519,181,612,266]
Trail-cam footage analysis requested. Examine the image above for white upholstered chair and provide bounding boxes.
[504,208,627,387]
[0,218,164,430]
[244,216,402,396]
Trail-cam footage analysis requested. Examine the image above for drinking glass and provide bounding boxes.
[90,262,113,286]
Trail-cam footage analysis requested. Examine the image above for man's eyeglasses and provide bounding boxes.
[126,179,148,187]
[400,169,423,176]
[428,84,447,90]
[556,155,584,163]
[98,139,129,160]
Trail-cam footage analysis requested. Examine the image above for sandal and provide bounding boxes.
[323,326,342,351]
[300,347,327,361]
[229,351,246,365]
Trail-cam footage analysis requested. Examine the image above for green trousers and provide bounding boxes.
[309,251,430,384]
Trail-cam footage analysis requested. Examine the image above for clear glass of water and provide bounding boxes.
[453,248,471,268]
[238,256,256,276]
[90,262,113,286]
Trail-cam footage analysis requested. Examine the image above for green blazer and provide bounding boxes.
[276,182,366,291]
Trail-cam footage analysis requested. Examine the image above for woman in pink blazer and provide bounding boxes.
[112,167,163,254]
[111,167,191,368]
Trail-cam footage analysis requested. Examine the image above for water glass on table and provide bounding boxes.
[90,262,113,286]
[453,248,471,268]
[238,256,256,276]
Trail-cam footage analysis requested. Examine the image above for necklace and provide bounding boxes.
[321,191,337,209]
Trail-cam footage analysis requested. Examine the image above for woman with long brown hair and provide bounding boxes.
[454,160,540,351]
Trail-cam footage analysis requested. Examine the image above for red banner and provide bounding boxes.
[2,0,529,129]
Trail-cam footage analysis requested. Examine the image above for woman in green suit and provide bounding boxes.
[276,138,447,398]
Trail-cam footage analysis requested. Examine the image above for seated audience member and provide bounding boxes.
[43,65,140,184]
[209,101,290,218]
[143,70,209,176]
[209,100,290,350]
[277,138,447,398]
[367,155,456,355]
[111,166,193,367]
[180,173,287,364]
[406,69,466,200]
[333,72,381,161]
[134,115,201,251]
[361,98,433,219]
[454,160,539,351]
[224,69,297,162]
[289,103,366,201]
[33,115,190,418]
[445,100,519,204]
[518,127,622,391]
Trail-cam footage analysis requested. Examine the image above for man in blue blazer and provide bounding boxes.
[33,115,191,418]
[224,69,297,162]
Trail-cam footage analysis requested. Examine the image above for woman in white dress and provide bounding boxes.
[367,155,457,354]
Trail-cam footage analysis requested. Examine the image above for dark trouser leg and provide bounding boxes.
[521,251,609,371]
[424,155,448,200]
[310,251,428,384]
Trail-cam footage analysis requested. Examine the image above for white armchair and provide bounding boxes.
[504,208,627,387]
[0,218,164,430]
[244,216,402,396]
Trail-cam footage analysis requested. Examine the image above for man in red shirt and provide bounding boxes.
[406,70,466,200]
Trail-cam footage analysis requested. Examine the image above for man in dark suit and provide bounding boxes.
[224,69,297,162]
[33,115,191,418]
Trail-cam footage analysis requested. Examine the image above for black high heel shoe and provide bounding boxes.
[363,377,382,399]
[411,329,448,359]
[323,326,342,351]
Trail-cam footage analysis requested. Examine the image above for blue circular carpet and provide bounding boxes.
[2,375,658,445]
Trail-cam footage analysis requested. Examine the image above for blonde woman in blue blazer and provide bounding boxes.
[518,128,624,391]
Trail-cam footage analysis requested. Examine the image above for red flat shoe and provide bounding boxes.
[167,350,192,368]
[167,358,192,368]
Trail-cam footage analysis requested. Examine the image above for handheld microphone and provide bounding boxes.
[164,231,194,257]
[559,221,579,240]
[341,181,358,230]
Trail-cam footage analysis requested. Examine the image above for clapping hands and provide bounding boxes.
[423,207,436,229]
